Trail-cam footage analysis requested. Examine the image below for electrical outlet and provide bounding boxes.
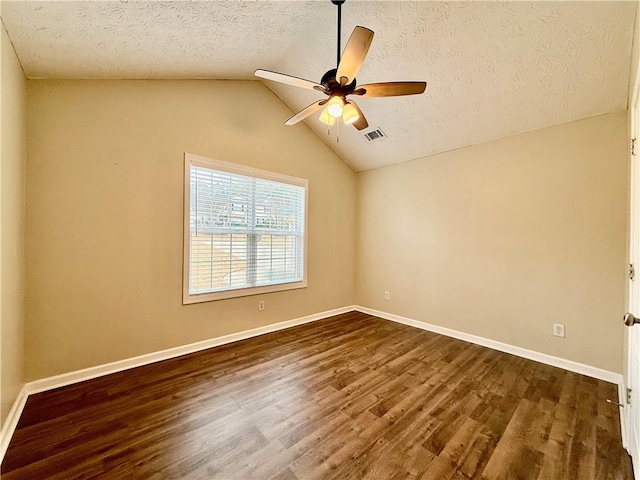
[384,291,390,301]
[553,323,565,338]
[258,300,265,312]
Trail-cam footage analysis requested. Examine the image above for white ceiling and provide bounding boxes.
[2,1,637,171]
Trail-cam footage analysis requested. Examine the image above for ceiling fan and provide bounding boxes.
[255,0,427,131]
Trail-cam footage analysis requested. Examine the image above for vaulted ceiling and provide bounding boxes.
[2,1,636,171]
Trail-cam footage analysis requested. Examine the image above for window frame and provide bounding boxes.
[183,153,308,305]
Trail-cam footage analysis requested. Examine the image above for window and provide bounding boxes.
[183,153,308,304]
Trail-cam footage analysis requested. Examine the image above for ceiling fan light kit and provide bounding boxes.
[254,0,427,135]
[319,108,335,126]
[326,96,345,118]
[342,102,359,125]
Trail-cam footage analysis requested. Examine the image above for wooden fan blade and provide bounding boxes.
[356,81,427,97]
[285,100,327,126]
[336,26,374,85]
[348,100,369,131]
[255,69,325,92]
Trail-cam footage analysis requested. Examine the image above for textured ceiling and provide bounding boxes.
[2,1,637,171]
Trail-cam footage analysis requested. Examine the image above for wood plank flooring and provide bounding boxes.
[1,311,633,479]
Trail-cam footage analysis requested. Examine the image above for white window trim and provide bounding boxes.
[183,153,308,304]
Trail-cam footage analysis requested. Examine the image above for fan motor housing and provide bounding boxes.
[320,68,357,94]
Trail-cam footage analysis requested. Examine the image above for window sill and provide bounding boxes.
[182,280,307,305]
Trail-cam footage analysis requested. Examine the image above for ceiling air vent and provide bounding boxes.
[364,128,386,142]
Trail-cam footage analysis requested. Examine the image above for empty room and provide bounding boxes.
[1,0,639,478]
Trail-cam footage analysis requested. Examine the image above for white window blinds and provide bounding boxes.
[184,154,307,303]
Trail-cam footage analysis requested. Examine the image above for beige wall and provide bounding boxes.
[629,1,640,105]
[356,112,629,373]
[0,24,27,423]
[22,81,632,380]
[26,80,357,380]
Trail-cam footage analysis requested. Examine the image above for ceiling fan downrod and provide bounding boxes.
[332,0,346,67]
[321,0,354,91]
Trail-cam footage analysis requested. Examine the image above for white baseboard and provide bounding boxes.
[1,304,626,466]
[26,305,357,395]
[0,385,28,462]
[0,305,355,465]
[356,306,630,452]
[354,306,623,385]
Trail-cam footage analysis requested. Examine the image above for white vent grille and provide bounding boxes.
[364,128,386,142]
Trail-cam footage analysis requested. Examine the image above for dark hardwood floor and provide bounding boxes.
[1,311,633,479]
